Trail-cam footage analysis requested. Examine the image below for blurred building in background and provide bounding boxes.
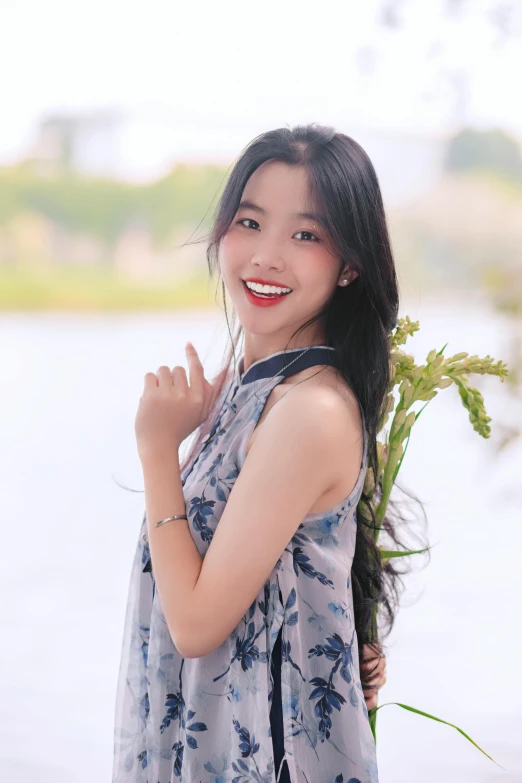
[29,109,124,178]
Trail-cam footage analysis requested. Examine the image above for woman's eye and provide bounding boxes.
[237,218,259,230]
[237,219,319,242]
[295,230,320,242]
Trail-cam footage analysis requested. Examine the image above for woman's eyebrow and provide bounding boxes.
[238,199,326,227]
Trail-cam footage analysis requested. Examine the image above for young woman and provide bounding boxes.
[113,124,399,783]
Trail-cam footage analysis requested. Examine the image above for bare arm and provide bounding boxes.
[142,385,362,660]
[182,387,360,658]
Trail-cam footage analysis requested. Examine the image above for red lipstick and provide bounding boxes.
[241,279,292,308]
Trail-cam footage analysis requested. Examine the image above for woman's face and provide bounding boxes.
[219,161,355,339]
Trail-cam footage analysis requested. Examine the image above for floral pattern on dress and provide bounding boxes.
[113,348,378,783]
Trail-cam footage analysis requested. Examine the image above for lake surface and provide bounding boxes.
[0,294,520,782]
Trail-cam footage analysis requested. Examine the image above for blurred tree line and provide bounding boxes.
[0,161,227,246]
[1,126,521,315]
[1,127,521,285]
[0,160,229,291]
[390,127,522,293]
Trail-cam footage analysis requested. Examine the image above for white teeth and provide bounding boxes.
[244,280,292,296]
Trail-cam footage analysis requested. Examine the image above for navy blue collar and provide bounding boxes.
[236,345,336,386]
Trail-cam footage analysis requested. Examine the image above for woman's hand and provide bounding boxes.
[361,642,387,711]
[135,342,215,463]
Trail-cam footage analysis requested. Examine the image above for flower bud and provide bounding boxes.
[418,389,438,401]
[450,352,469,362]
[391,409,407,436]
[404,411,416,431]
[402,384,415,407]
[399,379,409,395]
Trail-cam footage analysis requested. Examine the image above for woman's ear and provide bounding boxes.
[338,267,359,286]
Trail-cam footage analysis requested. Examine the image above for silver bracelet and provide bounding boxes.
[156,514,188,528]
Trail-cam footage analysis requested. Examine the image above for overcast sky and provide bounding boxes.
[1,0,520,177]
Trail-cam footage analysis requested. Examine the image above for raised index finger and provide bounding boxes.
[185,342,205,397]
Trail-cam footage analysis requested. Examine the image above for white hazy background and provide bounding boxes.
[1,1,521,781]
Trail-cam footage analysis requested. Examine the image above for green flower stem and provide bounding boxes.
[359,316,509,762]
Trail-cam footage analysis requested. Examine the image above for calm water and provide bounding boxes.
[1,295,520,782]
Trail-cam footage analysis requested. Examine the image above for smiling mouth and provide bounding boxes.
[242,280,293,299]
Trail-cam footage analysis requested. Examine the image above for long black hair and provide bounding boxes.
[182,122,429,688]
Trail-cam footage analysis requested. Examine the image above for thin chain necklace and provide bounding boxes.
[221,344,315,426]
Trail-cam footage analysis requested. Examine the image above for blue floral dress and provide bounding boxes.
[112,345,378,783]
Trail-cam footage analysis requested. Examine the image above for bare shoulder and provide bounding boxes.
[281,366,362,434]
[272,369,365,509]
[243,385,347,507]
[252,367,362,465]
[247,366,362,453]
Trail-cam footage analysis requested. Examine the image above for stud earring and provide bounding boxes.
[341,279,348,285]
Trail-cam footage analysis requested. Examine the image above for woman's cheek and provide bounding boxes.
[300,247,338,290]
[220,231,245,267]
[318,245,342,285]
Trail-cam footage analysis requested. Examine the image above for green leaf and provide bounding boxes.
[373,702,505,769]
[379,547,431,559]
[368,706,377,742]
[414,399,431,418]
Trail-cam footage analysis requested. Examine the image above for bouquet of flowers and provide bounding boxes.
[363,315,509,770]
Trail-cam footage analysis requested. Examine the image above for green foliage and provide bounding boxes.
[444,127,522,183]
[367,313,509,528]
[0,161,229,244]
[361,315,509,767]
[0,266,214,311]
[371,702,506,769]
